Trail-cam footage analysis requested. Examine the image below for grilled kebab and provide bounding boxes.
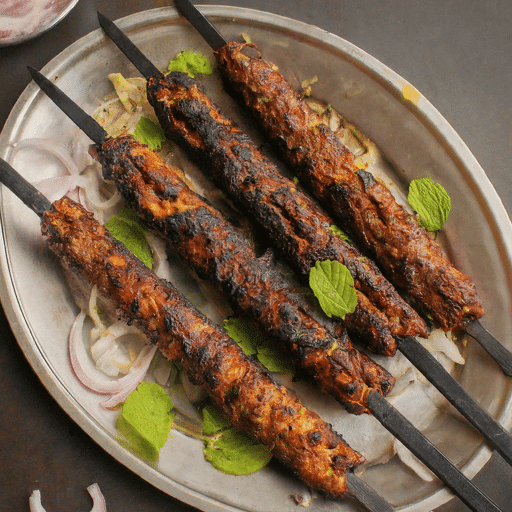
[145,72,428,357]
[41,195,364,498]
[95,134,394,414]
[213,41,484,332]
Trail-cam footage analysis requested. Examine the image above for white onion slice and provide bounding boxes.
[394,440,435,482]
[421,328,465,365]
[33,175,90,202]
[91,320,146,377]
[87,483,107,512]
[68,310,158,403]
[12,138,81,175]
[100,344,158,409]
[29,490,46,512]
[29,485,107,512]
[87,285,107,334]
[69,311,122,394]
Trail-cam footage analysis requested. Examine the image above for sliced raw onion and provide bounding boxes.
[87,285,107,334]
[87,483,107,512]
[146,233,171,278]
[68,310,158,404]
[34,174,90,202]
[11,138,81,175]
[29,485,107,512]
[90,320,146,377]
[394,440,435,482]
[100,343,158,410]
[29,490,46,512]
[69,311,121,394]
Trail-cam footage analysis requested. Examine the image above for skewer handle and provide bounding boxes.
[173,0,227,50]
[0,158,51,217]
[345,472,394,512]
[97,13,162,80]
[396,335,512,466]
[367,391,503,512]
[465,319,512,377]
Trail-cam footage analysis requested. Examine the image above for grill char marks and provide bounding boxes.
[146,73,428,356]
[41,196,364,498]
[97,135,395,414]
[214,41,484,331]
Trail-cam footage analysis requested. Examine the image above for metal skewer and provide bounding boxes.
[0,154,393,512]
[30,17,501,510]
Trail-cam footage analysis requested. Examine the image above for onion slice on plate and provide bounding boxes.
[68,310,158,408]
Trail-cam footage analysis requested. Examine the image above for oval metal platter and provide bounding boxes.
[0,6,511,512]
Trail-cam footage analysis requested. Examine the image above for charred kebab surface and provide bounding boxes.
[214,41,484,332]
[41,196,364,498]
[145,72,428,357]
[97,135,394,414]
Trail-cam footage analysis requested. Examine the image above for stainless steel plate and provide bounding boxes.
[0,6,511,512]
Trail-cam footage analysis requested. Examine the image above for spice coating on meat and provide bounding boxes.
[41,196,364,498]
[214,41,484,331]
[97,135,395,414]
[146,72,428,356]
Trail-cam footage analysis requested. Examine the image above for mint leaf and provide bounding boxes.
[168,51,213,78]
[202,405,272,475]
[133,116,166,150]
[106,208,153,268]
[223,317,261,357]
[117,381,175,460]
[309,260,358,319]
[408,177,451,232]
[224,317,292,373]
[329,224,351,242]
[256,344,292,374]
[202,404,232,437]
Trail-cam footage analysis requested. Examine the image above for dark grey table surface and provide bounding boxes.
[1,1,511,511]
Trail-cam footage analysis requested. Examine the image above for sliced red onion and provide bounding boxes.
[87,285,107,334]
[29,485,107,512]
[146,233,172,278]
[87,483,107,512]
[100,344,158,410]
[91,320,146,377]
[69,311,121,394]
[11,138,81,175]
[69,310,157,403]
[34,174,90,202]
[29,490,46,512]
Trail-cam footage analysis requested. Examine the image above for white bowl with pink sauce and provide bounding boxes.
[0,0,79,47]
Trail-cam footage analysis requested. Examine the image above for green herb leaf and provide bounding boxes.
[202,405,272,475]
[116,381,175,460]
[133,116,166,150]
[309,260,358,319]
[256,344,292,373]
[224,317,292,373]
[168,51,213,78]
[223,317,261,357]
[329,224,351,243]
[408,177,451,231]
[202,404,232,437]
[106,207,153,268]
